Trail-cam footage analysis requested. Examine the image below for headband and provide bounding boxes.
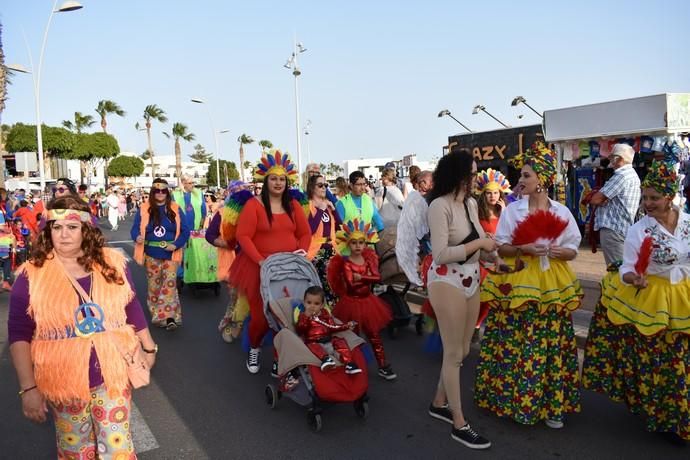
[509,141,557,188]
[151,182,169,191]
[476,168,511,194]
[254,149,298,184]
[336,219,379,255]
[47,209,92,225]
[641,160,678,197]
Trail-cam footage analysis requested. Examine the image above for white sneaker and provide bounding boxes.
[246,347,261,374]
[545,418,564,429]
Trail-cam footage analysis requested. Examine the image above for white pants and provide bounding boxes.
[108,208,119,229]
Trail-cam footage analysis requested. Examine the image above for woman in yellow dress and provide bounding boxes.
[583,160,690,444]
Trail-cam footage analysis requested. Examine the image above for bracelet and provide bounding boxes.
[142,343,158,354]
[18,385,37,397]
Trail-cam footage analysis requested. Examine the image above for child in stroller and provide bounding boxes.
[296,286,362,375]
[261,253,369,432]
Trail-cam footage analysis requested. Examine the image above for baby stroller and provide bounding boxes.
[261,253,370,432]
[375,227,421,338]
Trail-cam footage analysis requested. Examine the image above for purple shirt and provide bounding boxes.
[308,207,341,240]
[8,266,147,388]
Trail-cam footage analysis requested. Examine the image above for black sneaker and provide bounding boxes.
[320,356,336,371]
[271,361,279,378]
[451,423,491,450]
[428,404,453,424]
[246,347,261,374]
[345,363,362,375]
[377,365,397,381]
[165,318,178,331]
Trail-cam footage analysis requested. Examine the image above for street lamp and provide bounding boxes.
[437,109,473,133]
[472,104,510,129]
[8,1,83,192]
[303,119,312,163]
[511,96,544,119]
[284,40,307,176]
[190,98,224,189]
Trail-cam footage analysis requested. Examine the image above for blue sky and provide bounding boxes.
[2,0,689,168]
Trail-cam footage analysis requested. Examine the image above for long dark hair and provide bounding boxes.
[148,178,176,226]
[427,149,475,204]
[477,190,506,221]
[306,174,324,200]
[260,175,293,225]
[32,196,124,284]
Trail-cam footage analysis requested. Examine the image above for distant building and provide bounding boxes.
[119,152,209,188]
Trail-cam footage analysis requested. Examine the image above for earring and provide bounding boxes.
[536,185,543,194]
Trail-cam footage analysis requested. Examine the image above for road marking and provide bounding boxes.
[109,240,134,244]
[130,402,159,453]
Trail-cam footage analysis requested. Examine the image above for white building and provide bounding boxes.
[343,157,394,181]
[118,152,209,188]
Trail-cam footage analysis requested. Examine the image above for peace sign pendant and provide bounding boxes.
[73,303,106,338]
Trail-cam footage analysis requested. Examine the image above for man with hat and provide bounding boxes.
[588,143,641,265]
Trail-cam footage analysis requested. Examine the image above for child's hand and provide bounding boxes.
[348,321,357,330]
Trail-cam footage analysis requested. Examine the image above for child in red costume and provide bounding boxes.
[296,286,362,374]
[328,219,397,381]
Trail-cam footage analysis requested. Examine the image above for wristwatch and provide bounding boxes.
[142,344,158,354]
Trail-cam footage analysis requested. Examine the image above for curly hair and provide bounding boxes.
[31,196,124,285]
[148,178,176,227]
[427,149,475,204]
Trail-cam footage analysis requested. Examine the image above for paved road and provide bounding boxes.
[1,216,687,459]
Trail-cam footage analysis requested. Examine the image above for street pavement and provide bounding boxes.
[1,215,687,459]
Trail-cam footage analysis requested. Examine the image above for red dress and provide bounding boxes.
[330,249,392,335]
[228,198,311,348]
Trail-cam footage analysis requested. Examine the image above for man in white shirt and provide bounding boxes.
[396,171,433,286]
[106,188,120,231]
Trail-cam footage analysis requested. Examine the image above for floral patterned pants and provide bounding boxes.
[51,385,136,459]
[145,256,182,326]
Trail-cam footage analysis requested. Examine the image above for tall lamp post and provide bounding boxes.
[190,98,224,188]
[284,40,307,175]
[511,96,544,119]
[437,109,472,133]
[472,104,510,129]
[7,1,83,192]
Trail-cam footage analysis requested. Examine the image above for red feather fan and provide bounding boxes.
[511,210,569,246]
[634,236,654,276]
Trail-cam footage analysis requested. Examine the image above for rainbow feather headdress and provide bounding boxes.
[336,219,379,255]
[253,149,298,184]
[476,168,511,194]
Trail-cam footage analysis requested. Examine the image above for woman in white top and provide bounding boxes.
[376,168,405,228]
[475,142,583,430]
[583,160,690,443]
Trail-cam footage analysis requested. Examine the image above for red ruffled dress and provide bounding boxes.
[228,198,311,348]
[330,249,392,335]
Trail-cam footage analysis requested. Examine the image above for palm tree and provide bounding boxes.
[95,100,126,187]
[258,139,273,153]
[139,105,168,178]
[95,100,125,134]
[237,134,254,181]
[163,123,195,182]
[62,111,95,134]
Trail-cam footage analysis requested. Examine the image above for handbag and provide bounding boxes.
[59,259,150,389]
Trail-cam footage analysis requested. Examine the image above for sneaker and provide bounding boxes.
[165,318,178,331]
[246,348,261,374]
[221,326,234,343]
[451,423,491,450]
[428,403,453,424]
[271,361,280,378]
[545,418,564,429]
[320,356,336,371]
[345,363,362,375]
[377,365,397,381]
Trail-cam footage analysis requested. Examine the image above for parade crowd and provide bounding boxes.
[4,142,690,458]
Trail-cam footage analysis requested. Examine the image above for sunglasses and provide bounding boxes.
[316,183,328,188]
[52,187,68,193]
[154,189,168,195]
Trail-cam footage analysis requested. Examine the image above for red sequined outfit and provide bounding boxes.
[330,249,392,368]
[296,309,353,363]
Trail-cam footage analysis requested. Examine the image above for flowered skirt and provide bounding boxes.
[312,244,338,305]
[583,272,690,440]
[475,259,582,424]
[146,255,182,325]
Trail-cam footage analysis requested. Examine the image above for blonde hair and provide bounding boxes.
[381,167,396,184]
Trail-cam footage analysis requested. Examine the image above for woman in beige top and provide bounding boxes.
[425,149,496,449]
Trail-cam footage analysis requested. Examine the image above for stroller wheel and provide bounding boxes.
[307,413,323,432]
[354,400,369,419]
[265,384,278,409]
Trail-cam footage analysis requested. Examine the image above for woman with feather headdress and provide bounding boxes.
[583,160,690,444]
[475,141,584,430]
